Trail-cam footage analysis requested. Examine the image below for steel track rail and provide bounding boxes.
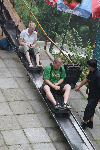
[0,2,96,150]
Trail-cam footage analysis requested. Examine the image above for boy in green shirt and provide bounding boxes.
[43,57,71,109]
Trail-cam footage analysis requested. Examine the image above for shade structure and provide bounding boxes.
[57,0,92,18]
[45,0,100,19]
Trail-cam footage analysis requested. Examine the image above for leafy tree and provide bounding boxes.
[34,0,70,52]
[69,15,99,47]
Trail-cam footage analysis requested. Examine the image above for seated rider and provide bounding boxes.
[42,57,71,109]
[19,21,42,68]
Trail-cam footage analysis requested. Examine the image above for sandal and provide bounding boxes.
[36,64,43,68]
[62,103,71,109]
[54,102,60,109]
[29,64,33,68]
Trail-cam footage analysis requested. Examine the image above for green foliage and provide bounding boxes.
[69,15,99,47]
[34,0,69,41]
[10,0,39,27]
[54,30,94,80]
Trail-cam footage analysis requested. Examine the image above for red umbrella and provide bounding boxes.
[91,0,100,19]
[45,0,58,8]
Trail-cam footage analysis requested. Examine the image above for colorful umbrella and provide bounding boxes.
[57,0,92,18]
[45,0,100,19]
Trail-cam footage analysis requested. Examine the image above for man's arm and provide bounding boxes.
[19,38,31,48]
[19,38,26,46]
[54,79,64,86]
[75,78,88,91]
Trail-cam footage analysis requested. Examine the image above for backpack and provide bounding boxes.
[0,38,13,51]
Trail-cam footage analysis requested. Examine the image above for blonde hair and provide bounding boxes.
[29,22,36,28]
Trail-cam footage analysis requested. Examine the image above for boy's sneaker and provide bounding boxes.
[54,103,60,109]
[81,122,87,130]
[87,121,93,129]
[62,103,71,109]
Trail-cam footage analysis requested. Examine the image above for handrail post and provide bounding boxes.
[13,0,16,10]
[28,12,31,25]
[37,24,39,36]
[44,39,47,50]
[20,2,23,19]
[15,25,18,39]
[60,14,72,50]
[28,0,33,25]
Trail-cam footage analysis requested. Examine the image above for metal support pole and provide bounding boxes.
[15,25,18,39]
[60,14,72,50]
[20,3,24,19]
[37,24,39,36]
[44,39,47,50]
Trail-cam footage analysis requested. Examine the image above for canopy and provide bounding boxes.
[57,0,92,18]
[45,0,100,19]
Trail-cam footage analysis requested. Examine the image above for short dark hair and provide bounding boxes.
[54,57,62,64]
[87,59,97,69]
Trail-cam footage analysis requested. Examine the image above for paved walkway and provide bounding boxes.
[0,26,100,150]
[70,83,100,150]
[0,48,100,150]
[0,49,70,150]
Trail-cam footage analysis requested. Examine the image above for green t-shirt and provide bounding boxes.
[43,64,66,86]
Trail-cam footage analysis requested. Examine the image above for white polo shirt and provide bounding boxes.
[20,28,37,45]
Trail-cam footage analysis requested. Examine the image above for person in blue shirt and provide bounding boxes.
[75,59,100,129]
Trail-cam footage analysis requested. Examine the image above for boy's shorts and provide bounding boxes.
[44,83,65,95]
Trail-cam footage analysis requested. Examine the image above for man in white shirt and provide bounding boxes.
[19,22,42,68]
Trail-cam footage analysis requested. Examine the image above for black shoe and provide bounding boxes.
[54,103,60,109]
[62,103,71,109]
[81,122,87,130]
[87,121,93,129]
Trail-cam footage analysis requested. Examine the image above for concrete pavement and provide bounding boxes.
[0,25,100,149]
[0,48,100,150]
[0,49,70,150]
